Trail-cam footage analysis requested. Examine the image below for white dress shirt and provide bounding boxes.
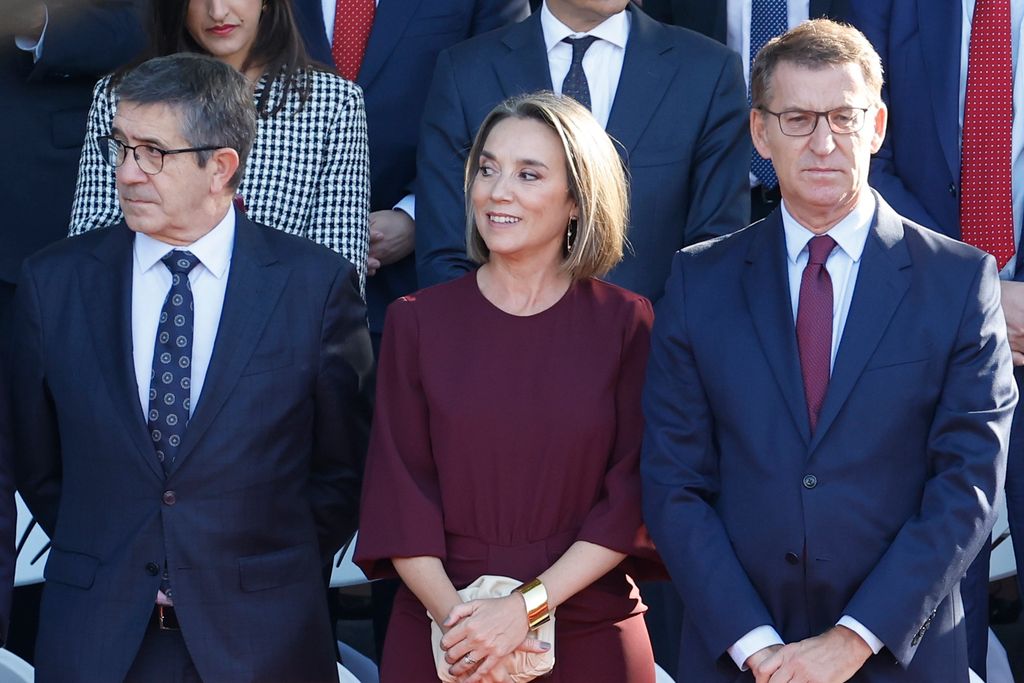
[727,191,885,669]
[959,0,1024,278]
[132,206,235,421]
[541,0,630,129]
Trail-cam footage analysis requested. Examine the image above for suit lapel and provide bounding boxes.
[168,216,289,475]
[918,2,961,181]
[606,7,678,157]
[81,224,165,479]
[742,215,812,446]
[810,197,912,451]
[495,14,553,96]
[357,0,422,90]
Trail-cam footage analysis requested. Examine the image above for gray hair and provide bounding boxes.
[117,53,256,189]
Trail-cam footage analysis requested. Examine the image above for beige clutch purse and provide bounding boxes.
[429,575,555,683]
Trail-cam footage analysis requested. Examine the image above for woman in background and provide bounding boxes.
[69,0,369,292]
[356,92,656,683]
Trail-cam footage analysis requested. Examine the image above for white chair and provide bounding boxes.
[655,662,675,682]
[0,649,34,683]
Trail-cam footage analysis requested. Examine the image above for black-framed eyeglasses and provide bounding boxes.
[96,135,223,175]
[758,107,872,137]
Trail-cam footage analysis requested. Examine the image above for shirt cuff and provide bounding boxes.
[837,615,884,654]
[393,193,415,221]
[14,4,48,62]
[728,625,784,671]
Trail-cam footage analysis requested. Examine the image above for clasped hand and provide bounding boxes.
[439,594,549,683]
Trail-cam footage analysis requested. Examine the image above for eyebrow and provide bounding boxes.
[110,124,170,147]
[480,150,550,170]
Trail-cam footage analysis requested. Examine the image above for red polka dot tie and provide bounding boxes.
[797,235,836,433]
[332,0,375,81]
[961,0,1015,269]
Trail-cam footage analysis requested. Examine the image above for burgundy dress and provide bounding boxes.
[355,273,656,683]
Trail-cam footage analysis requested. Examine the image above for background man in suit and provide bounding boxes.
[8,54,373,682]
[642,0,850,222]
[0,0,145,343]
[290,0,530,349]
[642,19,1016,682]
[414,0,750,304]
[849,2,1024,677]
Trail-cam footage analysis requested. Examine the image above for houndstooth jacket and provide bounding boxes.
[69,68,370,295]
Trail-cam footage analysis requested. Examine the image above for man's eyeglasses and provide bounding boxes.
[96,135,223,175]
[758,107,872,137]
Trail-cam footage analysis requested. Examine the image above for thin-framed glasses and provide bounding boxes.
[96,135,222,175]
[758,107,872,137]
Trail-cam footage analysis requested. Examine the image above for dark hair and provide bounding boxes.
[118,53,257,189]
[750,19,883,110]
[113,0,317,117]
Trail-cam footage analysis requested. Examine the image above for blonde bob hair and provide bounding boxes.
[464,92,629,280]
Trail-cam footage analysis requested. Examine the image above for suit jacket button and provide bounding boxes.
[145,562,160,576]
[785,552,800,565]
[162,490,177,506]
[802,474,818,489]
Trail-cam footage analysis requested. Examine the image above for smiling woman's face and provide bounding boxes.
[185,0,263,72]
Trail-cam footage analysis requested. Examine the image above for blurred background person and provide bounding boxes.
[68,0,370,293]
[642,0,851,223]
[850,2,1024,678]
[356,92,656,683]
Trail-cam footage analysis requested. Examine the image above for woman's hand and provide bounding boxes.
[441,595,550,681]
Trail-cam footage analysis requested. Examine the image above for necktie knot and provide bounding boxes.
[807,235,836,266]
[563,36,599,65]
[161,250,200,277]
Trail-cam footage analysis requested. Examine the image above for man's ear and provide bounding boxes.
[750,108,773,162]
[208,147,240,195]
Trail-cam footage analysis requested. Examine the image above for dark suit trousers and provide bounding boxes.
[124,613,202,683]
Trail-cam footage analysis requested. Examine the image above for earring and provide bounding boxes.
[566,216,578,254]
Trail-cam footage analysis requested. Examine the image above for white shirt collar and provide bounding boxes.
[540,1,630,53]
[781,191,876,265]
[133,204,236,279]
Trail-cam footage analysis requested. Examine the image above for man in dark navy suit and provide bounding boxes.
[0,0,146,343]
[9,54,373,682]
[291,0,529,349]
[414,0,750,304]
[643,19,1015,682]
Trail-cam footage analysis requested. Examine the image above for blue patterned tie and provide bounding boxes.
[561,36,599,111]
[148,250,199,475]
[750,0,788,189]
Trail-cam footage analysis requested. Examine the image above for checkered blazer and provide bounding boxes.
[69,68,370,296]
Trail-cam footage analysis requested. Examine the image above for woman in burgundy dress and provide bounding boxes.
[355,92,656,683]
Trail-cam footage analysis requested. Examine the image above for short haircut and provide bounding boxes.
[117,54,257,189]
[464,92,629,280]
[750,19,884,110]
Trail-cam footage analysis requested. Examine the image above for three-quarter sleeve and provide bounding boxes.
[354,297,447,579]
[576,297,654,555]
[69,76,122,235]
[308,79,370,298]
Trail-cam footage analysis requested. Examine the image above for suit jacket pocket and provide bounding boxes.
[44,548,100,589]
[240,349,293,377]
[238,542,317,593]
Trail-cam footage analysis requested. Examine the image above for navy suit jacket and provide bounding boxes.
[0,0,146,285]
[9,214,374,682]
[415,4,750,302]
[852,0,1024,612]
[291,0,529,334]
[641,0,849,42]
[641,196,1015,681]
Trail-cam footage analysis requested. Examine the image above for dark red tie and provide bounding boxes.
[961,0,1015,268]
[332,0,375,81]
[797,235,836,432]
